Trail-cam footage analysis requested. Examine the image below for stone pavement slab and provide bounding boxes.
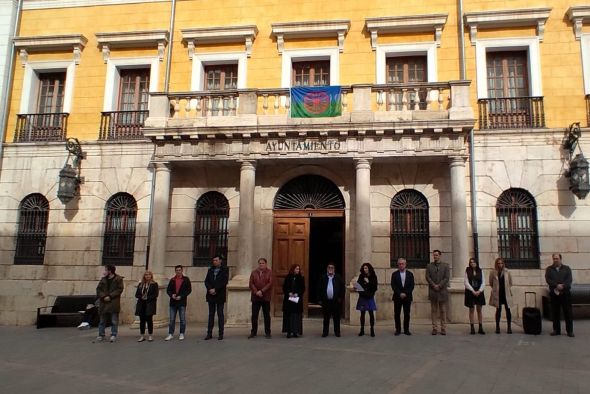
[0,319,588,394]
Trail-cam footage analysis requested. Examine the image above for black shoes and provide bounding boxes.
[550,331,561,336]
[404,331,412,336]
[370,328,375,337]
[218,335,223,340]
[358,329,365,337]
[204,334,213,340]
[394,331,401,336]
[248,333,256,339]
[567,332,575,337]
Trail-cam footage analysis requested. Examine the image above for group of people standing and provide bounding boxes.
[90,251,575,343]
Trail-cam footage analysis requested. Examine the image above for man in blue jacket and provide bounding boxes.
[204,255,229,340]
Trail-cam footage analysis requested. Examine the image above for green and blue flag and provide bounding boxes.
[290,86,342,118]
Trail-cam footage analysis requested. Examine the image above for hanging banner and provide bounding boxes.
[290,86,342,118]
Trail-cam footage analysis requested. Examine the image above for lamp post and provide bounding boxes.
[57,138,83,204]
[563,123,589,200]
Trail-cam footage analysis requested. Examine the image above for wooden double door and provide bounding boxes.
[272,210,344,316]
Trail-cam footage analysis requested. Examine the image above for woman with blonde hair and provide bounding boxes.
[135,270,159,342]
[489,258,513,334]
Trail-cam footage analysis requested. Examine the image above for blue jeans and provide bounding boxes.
[98,312,119,337]
[168,305,186,335]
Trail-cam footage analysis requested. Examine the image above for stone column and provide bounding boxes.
[237,160,256,275]
[148,162,171,327]
[227,160,257,326]
[354,158,372,264]
[449,156,469,278]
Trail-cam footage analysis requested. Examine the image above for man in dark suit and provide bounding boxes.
[204,255,229,340]
[318,262,345,337]
[391,257,415,336]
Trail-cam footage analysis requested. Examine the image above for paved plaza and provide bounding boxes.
[0,319,588,394]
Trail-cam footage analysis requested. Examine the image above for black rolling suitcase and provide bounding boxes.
[522,291,542,335]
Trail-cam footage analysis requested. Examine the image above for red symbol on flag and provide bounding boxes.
[303,91,330,114]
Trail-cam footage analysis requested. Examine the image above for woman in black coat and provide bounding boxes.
[356,263,378,337]
[135,270,159,342]
[282,264,305,338]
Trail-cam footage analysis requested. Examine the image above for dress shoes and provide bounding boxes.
[394,331,401,336]
[204,335,213,340]
[404,331,412,336]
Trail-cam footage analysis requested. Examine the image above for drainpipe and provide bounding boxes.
[146,0,176,268]
[458,0,479,261]
[0,0,24,173]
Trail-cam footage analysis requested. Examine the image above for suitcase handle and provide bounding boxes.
[524,291,537,308]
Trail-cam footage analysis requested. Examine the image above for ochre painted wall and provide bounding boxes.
[5,0,590,141]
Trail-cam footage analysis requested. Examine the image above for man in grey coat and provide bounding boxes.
[425,250,450,335]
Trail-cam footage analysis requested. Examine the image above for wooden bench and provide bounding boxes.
[542,284,590,320]
[36,295,97,329]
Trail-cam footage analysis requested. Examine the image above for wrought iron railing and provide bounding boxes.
[99,110,148,140]
[478,97,545,129]
[14,113,68,142]
[586,94,590,127]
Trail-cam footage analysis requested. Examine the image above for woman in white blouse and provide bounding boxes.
[464,258,486,335]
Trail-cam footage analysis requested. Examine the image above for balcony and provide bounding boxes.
[99,110,148,140]
[144,81,474,138]
[586,94,590,126]
[478,97,545,130]
[14,113,68,142]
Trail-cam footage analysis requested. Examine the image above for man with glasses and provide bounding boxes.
[318,263,345,337]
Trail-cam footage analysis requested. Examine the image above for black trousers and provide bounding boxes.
[251,300,271,335]
[550,291,574,334]
[139,313,153,335]
[207,302,225,336]
[394,298,412,333]
[322,299,341,335]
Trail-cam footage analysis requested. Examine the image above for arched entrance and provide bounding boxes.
[272,175,345,317]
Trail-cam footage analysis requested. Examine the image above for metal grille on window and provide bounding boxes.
[15,194,49,265]
[390,190,430,268]
[273,175,345,210]
[496,188,539,269]
[193,192,229,266]
[102,193,137,266]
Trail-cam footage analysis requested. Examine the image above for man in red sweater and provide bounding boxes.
[248,258,273,339]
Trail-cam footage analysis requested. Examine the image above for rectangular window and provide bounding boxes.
[486,51,529,98]
[292,60,330,87]
[118,68,150,112]
[203,64,238,116]
[386,56,427,110]
[37,72,66,114]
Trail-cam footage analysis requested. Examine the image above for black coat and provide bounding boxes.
[166,276,192,307]
[391,270,415,302]
[356,273,378,299]
[282,273,305,314]
[317,273,345,304]
[204,265,229,303]
[135,282,159,316]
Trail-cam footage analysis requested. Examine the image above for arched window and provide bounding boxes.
[15,194,49,265]
[193,191,229,266]
[102,193,137,266]
[496,188,539,269]
[390,190,430,268]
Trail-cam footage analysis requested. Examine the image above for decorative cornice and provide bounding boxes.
[271,20,350,54]
[96,30,169,63]
[13,34,88,66]
[365,14,448,49]
[567,6,590,40]
[23,0,166,10]
[181,25,258,59]
[464,8,551,45]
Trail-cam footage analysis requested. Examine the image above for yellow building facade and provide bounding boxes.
[0,0,589,326]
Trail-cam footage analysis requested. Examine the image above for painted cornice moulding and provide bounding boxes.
[365,14,448,49]
[464,7,552,45]
[13,34,88,65]
[567,6,590,40]
[181,25,259,59]
[96,30,169,62]
[271,20,351,54]
[23,0,166,9]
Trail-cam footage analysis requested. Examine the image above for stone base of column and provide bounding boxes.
[225,275,252,327]
[449,279,468,323]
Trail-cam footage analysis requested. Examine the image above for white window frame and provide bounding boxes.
[281,47,340,88]
[475,37,542,99]
[191,52,247,91]
[20,61,75,114]
[581,34,590,95]
[375,42,438,84]
[103,57,159,112]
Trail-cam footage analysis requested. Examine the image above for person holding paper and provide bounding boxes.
[282,264,305,338]
[355,263,378,337]
[391,257,414,336]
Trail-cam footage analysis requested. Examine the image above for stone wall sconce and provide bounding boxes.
[564,122,589,199]
[57,138,84,204]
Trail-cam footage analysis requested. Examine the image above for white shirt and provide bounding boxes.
[464,271,485,292]
[400,271,406,287]
[327,275,334,299]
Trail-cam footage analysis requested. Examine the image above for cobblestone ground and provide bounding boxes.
[0,319,588,394]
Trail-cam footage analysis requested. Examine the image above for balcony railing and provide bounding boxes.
[14,113,68,142]
[99,110,148,140]
[164,82,453,120]
[478,97,545,130]
[586,94,590,126]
